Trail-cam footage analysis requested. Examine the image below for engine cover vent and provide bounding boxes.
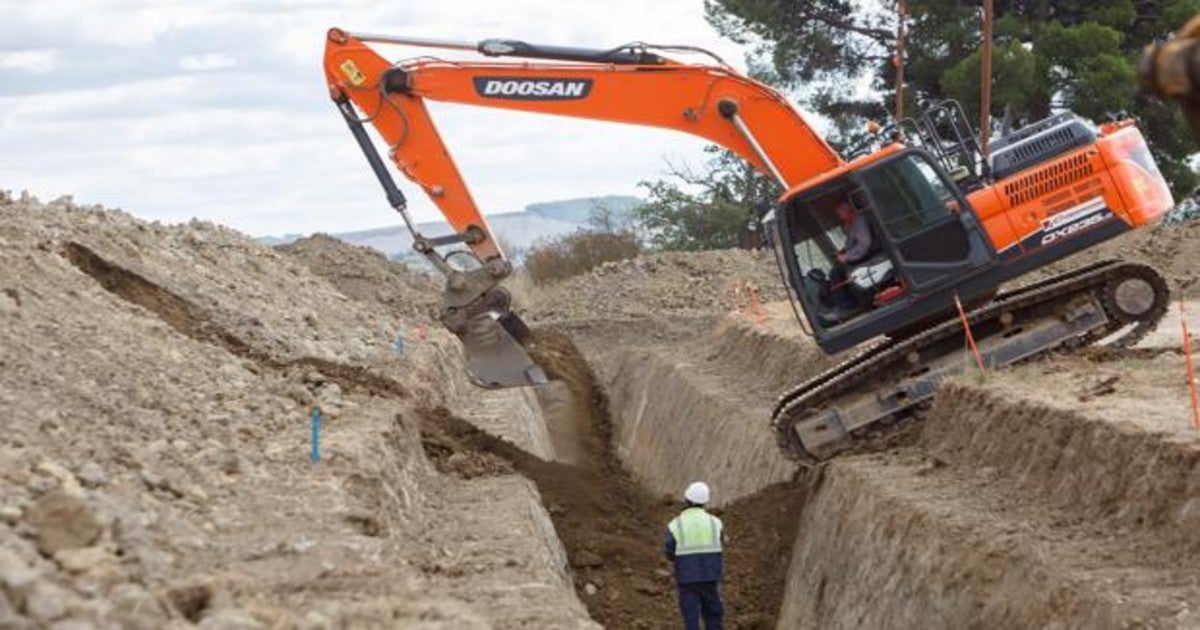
[989,112,1097,180]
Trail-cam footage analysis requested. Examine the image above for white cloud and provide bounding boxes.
[0,0,776,238]
[0,49,59,74]
[178,53,238,72]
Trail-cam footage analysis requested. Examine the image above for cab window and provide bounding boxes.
[861,153,971,264]
[786,192,848,280]
[861,154,958,241]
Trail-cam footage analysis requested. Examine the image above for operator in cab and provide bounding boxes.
[821,201,873,324]
[835,201,872,269]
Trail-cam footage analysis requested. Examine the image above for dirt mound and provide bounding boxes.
[419,331,808,629]
[277,234,440,320]
[1033,219,1200,296]
[525,248,785,322]
[0,193,594,628]
[526,220,1200,328]
[526,219,1200,327]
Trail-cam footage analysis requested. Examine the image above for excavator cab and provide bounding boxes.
[769,147,996,353]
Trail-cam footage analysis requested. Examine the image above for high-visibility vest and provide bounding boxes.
[668,507,723,556]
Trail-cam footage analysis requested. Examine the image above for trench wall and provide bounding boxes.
[584,308,1199,628]
[586,317,831,505]
[777,381,1200,629]
[923,383,1200,555]
[599,349,792,504]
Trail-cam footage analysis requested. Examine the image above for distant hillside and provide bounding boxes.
[526,195,641,224]
[257,233,304,247]
[261,195,641,261]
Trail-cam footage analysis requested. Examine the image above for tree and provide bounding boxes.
[631,147,781,251]
[586,200,639,235]
[705,0,1200,196]
[704,0,896,152]
[523,229,641,285]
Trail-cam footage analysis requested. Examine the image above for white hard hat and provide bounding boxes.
[684,481,710,505]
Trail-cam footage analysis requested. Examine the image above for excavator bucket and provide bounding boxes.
[330,90,545,389]
[456,309,548,388]
[426,256,549,389]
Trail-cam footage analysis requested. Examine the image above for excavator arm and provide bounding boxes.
[322,28,842,387]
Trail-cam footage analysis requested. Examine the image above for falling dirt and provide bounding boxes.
[419,330,810,629]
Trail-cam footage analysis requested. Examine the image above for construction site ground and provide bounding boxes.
[1,192,1197,628]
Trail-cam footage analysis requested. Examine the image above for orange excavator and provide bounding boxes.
[323,28,1174,464]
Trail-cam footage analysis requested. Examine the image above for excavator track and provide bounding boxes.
[771,261,1169,465]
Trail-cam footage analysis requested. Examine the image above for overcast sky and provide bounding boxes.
[0,0,765,236]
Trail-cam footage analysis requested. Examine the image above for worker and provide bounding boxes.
[821,201,873,323]
[664,481,725,630]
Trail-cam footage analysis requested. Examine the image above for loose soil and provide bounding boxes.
[9,187,1198,628]
[0,194,596,628]
[524,249,785,323]
[419,330,811,629]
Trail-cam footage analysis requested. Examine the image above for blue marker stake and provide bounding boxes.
[393,333,405,356]
[311,406,321,464]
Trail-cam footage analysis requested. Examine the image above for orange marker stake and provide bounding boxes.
[748,285,767,325]
[954,293,986,374]
[1180,300,1200,429]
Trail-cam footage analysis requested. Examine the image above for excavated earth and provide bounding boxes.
[3,190,1199,629]
[525,223,1200,628]
[0,194,596,628]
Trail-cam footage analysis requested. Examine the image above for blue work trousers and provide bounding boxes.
[677,581,723,630]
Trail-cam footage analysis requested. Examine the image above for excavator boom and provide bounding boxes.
[323,29,841,255]
[323,28,840,388]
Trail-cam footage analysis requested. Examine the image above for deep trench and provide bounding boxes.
[419,330,813,629]
[61,240,810,625]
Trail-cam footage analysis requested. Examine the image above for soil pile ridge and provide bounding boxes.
[0,193,593,628]
[277,234,440,321]
[526,248,785,322]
